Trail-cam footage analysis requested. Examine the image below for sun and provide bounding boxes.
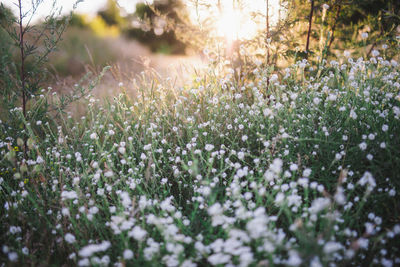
[188,0,283,41]
[216,7,260,41]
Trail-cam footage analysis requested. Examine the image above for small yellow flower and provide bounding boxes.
[24,178,29,184]
[14,146,19,152]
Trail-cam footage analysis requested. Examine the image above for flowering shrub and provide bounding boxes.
[1,50,400,266]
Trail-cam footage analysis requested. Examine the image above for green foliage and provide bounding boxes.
[1,51,400,266]
[123,0,187,54]
[0,0,109,153]
[98,0,125,27]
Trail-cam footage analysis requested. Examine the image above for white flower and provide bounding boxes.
[323,241,343,254]
[90,133,98,139]
[129,226,147,241]
[349,109,357,119]
[310,257,322,267]
[270,74,279,82]
[205,144,214,152]
[208,253,231,265]
[309,198,331,214]
[275,192,285,205]
[78,258,90,266]
[78,241,111,258]
[118,146,126,154]
[270,158,283,174]
[358,171,376,192]
[322,4,329,9]
[371,50,379,57]
[22,247,29,255]
[8,252,18,262]
[359,142,367,151]
[361,32,369,39]
[123,249,134,260]
[382,124,389,132]
[286,250,302,266]
[65,233,76,244]
[289,163,298,171]
[61,191,78,200]
[313,97,321,105]
[36,156,44,164]
[104,170,113,177]
[208,203,223,216]
[302,168,312,177]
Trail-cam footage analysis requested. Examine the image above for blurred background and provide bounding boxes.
[1,0,399,98]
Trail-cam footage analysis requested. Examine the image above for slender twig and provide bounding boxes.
[266,0,270,91]
[327,4,342,51]
[266,0,270,65]
[305,0,315,57]
[18,0,28,157]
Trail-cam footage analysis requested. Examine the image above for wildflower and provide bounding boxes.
[90,133,98,140]
[128,226,147,241]
[349,109,357,119]
[289,163,298,172]
[205,144,214,152]
[65,233,76,244]
[78,241,111,258]
[309,198,331,214]
[123,249,134,260]
[371,50,379,57]
[361,32,369,39]
[61,191,78,200]
[358,171,376,192]
[8,252,18,262]
[104,170,113,177]
[359,142,367,151]
[22,247,29,255]
[323,241,343,254]
[208,253,231,265]
[36,156,44,164]
[286,250,302,266]
[118,146,126,154]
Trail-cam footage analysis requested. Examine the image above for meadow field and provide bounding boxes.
[2,50,400,266]
[1,0,400,266]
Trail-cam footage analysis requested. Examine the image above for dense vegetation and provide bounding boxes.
[1,0,400,266]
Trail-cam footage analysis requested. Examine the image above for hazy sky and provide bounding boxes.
[2,0,142,22]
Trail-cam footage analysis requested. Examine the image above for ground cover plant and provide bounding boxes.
[1,0,400,266]
[1,46,400,266]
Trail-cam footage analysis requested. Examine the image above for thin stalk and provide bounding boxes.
[18,0,28,157]
[305,0,315,57]
[327,4,341,51]
[266,0,270,91]
[266,0,270,65]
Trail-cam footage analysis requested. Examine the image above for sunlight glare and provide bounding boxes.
[189,0,283,41]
